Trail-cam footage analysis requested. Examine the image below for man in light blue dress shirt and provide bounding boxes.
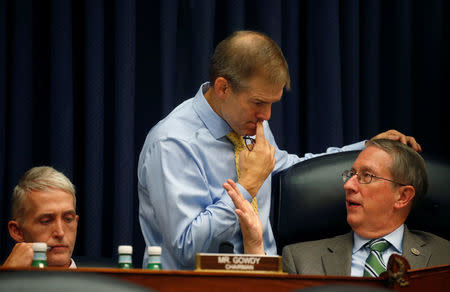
[137,31,420,270]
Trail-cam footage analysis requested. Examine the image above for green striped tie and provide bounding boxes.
[363,239,390,277]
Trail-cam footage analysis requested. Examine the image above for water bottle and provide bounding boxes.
[147,246,162,270]
[31,242,47,268]
[118,245,133,269]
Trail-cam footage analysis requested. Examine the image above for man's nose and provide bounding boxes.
[344,174,358,193]
[53,219,65,238]
[257,105,271,121]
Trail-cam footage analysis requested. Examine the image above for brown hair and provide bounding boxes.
[209,30,290,93]
[366,139,428,202]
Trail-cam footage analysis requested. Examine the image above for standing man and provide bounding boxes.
[138,30,420,270]
[2,166,79,268]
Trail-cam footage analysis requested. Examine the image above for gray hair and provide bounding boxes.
[366,139,428,203]
[209,30,290,93]
[11,166,76,222]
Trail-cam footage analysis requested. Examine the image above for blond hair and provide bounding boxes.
[11,166,76,221]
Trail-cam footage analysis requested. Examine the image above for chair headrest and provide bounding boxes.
[272,150,450,253]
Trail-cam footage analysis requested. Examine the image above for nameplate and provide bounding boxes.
[196,253,282,273]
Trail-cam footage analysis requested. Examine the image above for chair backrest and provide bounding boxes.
[271,150,450,254]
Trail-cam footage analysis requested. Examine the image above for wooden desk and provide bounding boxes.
[1,264,449,291]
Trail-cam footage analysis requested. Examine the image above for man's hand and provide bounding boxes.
[368,129,422,152]
[2,242,34,268]
[223,179,264,255]
[238,121,276,197]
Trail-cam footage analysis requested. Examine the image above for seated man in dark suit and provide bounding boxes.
[223,139,450,276]
[2,166,79,268]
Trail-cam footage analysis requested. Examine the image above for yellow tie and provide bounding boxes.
[226,131,259,215]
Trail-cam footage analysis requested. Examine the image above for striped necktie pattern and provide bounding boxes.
[363,238,390,277]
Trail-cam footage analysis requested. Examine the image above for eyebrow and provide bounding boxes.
[352,166,375,173]
[250,97,280,104]
[63,210,77,216]
[251,97,267,102]
[37,210,77,219]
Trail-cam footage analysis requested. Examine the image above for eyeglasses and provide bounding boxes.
[341,169,406,186]
[243,135,256,151]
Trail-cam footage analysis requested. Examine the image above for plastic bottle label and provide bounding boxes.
[119,254,132,263]
[33,252,46,261]
[118,254,132,269]
[119,262,132,269]
[147,263,162,270]
[31,252,47,268]
[147,255,161,270]
[148,255,160,263]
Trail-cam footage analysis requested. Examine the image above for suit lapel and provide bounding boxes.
[402,226,430,269]
[322,232,353,276]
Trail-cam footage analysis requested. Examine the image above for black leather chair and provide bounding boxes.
[271,150,450,254]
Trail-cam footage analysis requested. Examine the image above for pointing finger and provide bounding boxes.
[255,121,265,143]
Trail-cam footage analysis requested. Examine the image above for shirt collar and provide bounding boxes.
[353,224,404,254]
[69,258,77,269]
[192,82,232,139]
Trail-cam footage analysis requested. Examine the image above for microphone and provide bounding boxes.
[218,241,234,253]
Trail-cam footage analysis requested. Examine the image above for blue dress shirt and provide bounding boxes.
[138,82,366,270]
[351,224,404,276]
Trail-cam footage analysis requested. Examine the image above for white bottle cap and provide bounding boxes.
[118,245,133,254]
[147,246,161,255]
[32,242,48,252]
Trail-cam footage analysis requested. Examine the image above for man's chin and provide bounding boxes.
[47,255,71,267]
[346,215,360,230]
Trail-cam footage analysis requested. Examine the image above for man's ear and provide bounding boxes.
[213,77,229,99]
[394,185,415,209]
[8,220,24,242]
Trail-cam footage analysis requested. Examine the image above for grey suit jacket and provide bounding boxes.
[282,226,450,275]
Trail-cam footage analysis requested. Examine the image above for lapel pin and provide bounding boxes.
[410,248,420,256]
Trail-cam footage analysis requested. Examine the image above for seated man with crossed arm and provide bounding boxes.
[224,139,450,276]
[2,166,79,268]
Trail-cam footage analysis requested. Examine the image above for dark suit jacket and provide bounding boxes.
[282,226,450,275]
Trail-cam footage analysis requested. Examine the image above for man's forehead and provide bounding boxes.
[243,74,284,92]
[353,146,392,172]
[247,93,282,104]
[244,85,283,103]
[24,189,75,212]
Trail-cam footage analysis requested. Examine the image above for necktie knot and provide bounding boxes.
[226,131,245,151]
[367,239,390,253]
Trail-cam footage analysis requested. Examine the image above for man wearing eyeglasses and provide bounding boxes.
[225,139,450,275]
[137,30,422,270]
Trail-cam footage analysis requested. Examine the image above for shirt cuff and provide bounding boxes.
[236,183,253,203]
[341,140,367,151]
[220,184,253,209]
